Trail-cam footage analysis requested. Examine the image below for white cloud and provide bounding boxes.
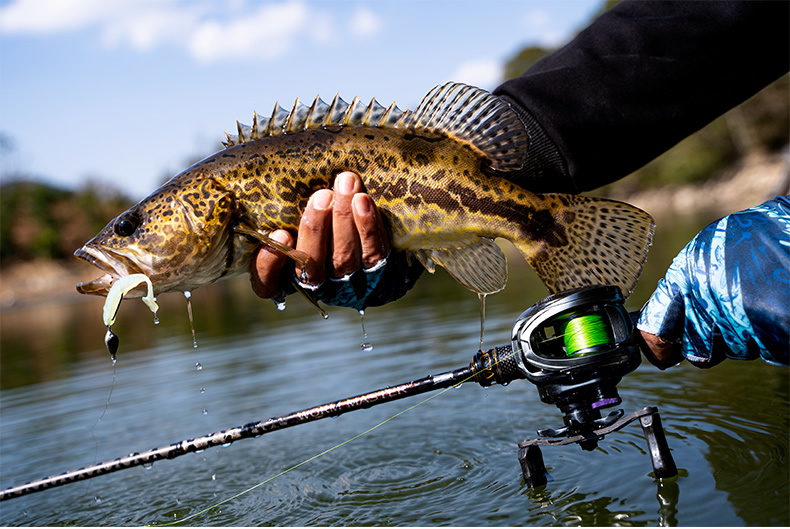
[187,1,310,62]
[349,6,381,39]
[0,0,129,33]
[101,3,204,51]
[449,59,503,90]
[0,0,383,62]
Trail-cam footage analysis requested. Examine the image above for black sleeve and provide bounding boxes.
[493,0,790,193]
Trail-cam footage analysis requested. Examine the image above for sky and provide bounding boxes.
[0,0,602,201]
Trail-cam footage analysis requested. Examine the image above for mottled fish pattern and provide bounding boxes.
[75,82,654,302]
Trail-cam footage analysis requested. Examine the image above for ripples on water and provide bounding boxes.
[1,259,788,526]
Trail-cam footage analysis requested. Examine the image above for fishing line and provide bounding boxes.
[561,314,614,356]
[149,350,515,527]
[89,360,117,503]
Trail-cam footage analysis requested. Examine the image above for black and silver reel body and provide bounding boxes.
[470,285,677,486]
[511,285,642,449]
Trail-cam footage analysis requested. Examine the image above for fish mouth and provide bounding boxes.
[74,245,148,297]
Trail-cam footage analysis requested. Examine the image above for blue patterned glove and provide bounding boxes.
[637,196,789,367]
[306,251,424,310]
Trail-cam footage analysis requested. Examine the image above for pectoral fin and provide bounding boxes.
[426,238,508,295]
[235,226,310,268]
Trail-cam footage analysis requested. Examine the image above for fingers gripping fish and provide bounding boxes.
[74,82,654,307]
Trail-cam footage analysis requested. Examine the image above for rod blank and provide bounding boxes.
[1,366,474,501]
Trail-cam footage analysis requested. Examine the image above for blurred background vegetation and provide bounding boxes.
[1,0,788,269]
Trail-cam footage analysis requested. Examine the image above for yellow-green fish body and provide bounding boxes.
[75,83,654,300]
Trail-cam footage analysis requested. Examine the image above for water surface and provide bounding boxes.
[1,220,788,526]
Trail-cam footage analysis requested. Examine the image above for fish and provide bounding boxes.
[74,82,654,303]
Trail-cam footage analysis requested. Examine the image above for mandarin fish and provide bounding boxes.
[75,82,653,308]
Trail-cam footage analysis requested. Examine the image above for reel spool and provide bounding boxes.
[511,285,642,450]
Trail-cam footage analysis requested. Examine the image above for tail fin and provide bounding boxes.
[515,194,654,297]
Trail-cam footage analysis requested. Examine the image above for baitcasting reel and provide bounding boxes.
[511,285,642,450]
[470,285,676,486]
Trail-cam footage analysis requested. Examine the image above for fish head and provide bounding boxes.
[75,175,254,297]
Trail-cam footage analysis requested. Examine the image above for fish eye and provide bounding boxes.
[114,213,140,237]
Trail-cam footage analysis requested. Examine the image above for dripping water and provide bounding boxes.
[184,291,198,348]
[273,297,286,312]
[359,310,373,352]
[478,293,487,350]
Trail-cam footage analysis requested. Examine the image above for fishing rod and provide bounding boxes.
[0,285,676,501]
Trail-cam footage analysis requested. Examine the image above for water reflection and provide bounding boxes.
[0,217,788,526]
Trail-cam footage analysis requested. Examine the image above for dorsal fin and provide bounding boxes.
[403,82,528,171]
[221,82,528,172]
[222,94,411,147]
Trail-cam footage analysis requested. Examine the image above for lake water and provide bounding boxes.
[1,218,788,526]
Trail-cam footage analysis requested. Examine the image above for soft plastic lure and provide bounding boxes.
[103,274,159,327]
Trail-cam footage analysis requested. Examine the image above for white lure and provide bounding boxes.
[103,274,159,327]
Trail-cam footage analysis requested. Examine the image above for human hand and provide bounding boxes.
[250,171,391,301]
[636,197,789,369]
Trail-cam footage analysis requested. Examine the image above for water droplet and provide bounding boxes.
[359,310,373,351]
[94,496,102,504]
[195,362,202,371]
[111,357,117,367]
[200,387,205,394]
[273,297,286,311]
[211,474,216,481]
[143,462,154,470]
[153,314,160,325]
[175,498,181,505]
[202,408,208,415]
[184,291,198,348]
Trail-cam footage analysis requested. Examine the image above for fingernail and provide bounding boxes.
[353,194,372,216]
[335,172,356,195]
[270,230,290,244]
[312,189,333,210]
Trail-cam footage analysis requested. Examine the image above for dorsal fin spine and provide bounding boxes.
[284,98,300,133]
[343,96,360,127]
[251,111,260,141]
[264,102,278,136]
[380,102,398,127]
[223,82,527,172]
[324,95,339,128]
[306,96,321,129]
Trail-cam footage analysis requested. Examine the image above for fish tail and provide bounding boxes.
[514,194,654,297]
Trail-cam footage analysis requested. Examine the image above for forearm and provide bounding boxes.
[495,0,790,193]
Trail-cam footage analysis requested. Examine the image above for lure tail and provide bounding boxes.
[514,195,654,297]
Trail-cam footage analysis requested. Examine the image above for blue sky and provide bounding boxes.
[1,0,602,200]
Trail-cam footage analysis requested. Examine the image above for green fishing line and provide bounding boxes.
[563,314,613,356]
